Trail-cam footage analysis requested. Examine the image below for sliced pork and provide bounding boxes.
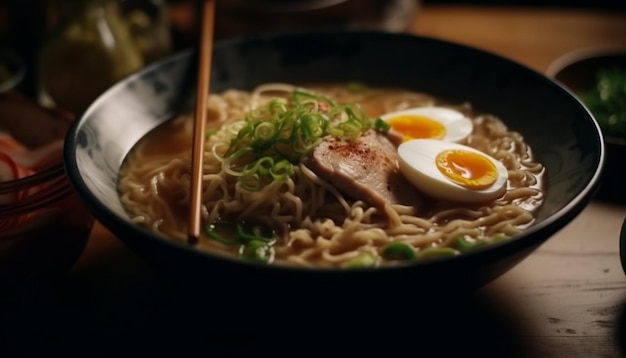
[306,129,422,210]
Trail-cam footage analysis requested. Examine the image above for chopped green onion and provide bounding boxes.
[454,237,488,253]
[239,172,261,191]
[269,159,294,181]
[221,89,379,191]
[252,157,275,177]
[252,122,276,150]
[205,221,239,246]
[382,242,415,260]
[240,240,275,264]
[205,221,276,246]
[374,118,390,133]
[341,252,378,269]
[336,119,362,138]
[205,129,217,139]
[416,247,458,260]
[455,234,508,253]
[235,222,276,244]
[223,147,254,176]
[292,89,335,106]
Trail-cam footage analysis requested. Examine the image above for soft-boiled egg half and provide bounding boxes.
[397,139,508,203]
[380,106,473,144]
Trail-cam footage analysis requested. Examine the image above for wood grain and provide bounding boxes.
[412,5,626,73]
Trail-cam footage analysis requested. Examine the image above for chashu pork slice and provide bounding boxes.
[306,129,422,210]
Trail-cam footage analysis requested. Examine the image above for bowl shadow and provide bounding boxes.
[0,269,530,358]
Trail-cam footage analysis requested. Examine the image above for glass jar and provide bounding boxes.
[118,0,172,65]
[37,0,144,114]
[0,93,94,305]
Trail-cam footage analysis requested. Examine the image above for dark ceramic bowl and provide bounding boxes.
[64,30,603,300]
[546,46,626,203]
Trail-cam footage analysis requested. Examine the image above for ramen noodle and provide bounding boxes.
[118,83,544,269]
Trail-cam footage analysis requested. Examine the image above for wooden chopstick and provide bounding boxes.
[188,0,215,243]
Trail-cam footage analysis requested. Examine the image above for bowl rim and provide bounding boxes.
[64,29,605,277]
[545,44,626,79]
[546,44,626,145]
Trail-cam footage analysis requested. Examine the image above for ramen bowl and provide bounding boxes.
[546,46,626,203]
[64,31,603,304]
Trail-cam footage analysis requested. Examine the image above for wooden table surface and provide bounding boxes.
[4,4,626,358]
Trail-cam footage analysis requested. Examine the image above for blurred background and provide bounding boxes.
[0,0,624,114]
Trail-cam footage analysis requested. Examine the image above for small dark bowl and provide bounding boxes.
[546,46,626,203]
[64,30,603,303]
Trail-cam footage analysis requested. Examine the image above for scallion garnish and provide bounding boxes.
[222,89,381,191]
[382,242,416,260]
[374,118,390,133]
[235,223,276,244]
[204,221,239,246]
[454,237,487,253]
[454,235,507,253]
[240,240,275,263]
[341,251,378,269]
[205,221,277,264]
[416,247,458,259]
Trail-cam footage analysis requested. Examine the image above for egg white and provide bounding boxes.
[380,106,473,143]
[397,139,508,203]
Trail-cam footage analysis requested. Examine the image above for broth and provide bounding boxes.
[118,83,544,269]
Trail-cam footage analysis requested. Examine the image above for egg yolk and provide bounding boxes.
[386,115,446,141]
[435,149,498,190]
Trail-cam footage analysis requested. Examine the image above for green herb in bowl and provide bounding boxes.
[580,68,626,139]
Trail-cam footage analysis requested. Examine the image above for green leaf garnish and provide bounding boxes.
[382,242,416,260]
[240,240,275,264]
[580,67,626,138]
[222,89,378,191]
[415,247,458,260]
[341,252,378,269]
